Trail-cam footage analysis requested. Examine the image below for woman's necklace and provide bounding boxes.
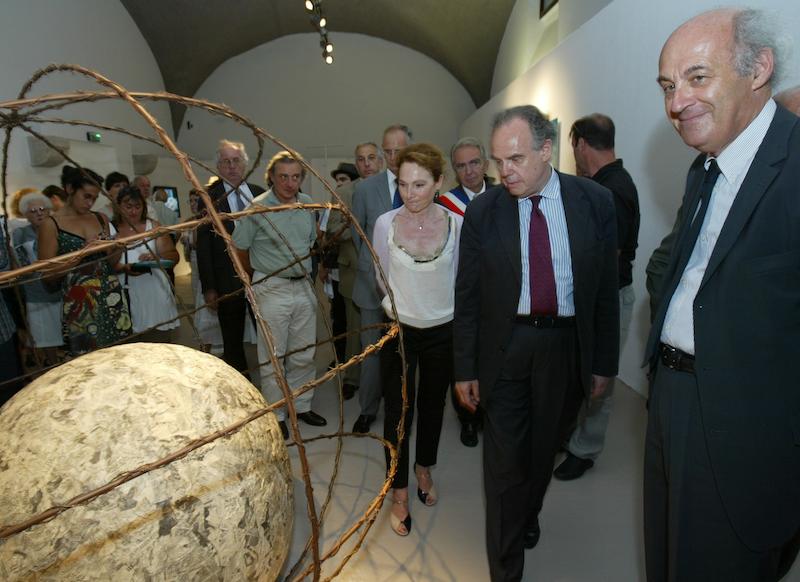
[402,205,437,231]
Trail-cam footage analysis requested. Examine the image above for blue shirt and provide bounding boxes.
[516,168,575,316]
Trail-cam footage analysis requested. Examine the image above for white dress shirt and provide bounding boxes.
[386,169,397,205]
[224,181,254,212]
[661,99,776,354]
[464,181,487,201]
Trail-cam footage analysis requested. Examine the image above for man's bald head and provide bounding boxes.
[657,8,785,155]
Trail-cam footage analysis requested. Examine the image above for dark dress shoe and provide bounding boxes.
[297,410,327,426]
[343,383,357,401]
[553,452,595,481]
[352,414,375,433]
[524,520,541,549]
[460,421,479,447]
[278,420,289,440]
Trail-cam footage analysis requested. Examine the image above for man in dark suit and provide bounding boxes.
[325,143,386,402]
[436,137,494,448]
[350,125,411,433]
[454,105,619,582]
[645,8,800,581]
[196,139,264,375]
[645,84,800,321]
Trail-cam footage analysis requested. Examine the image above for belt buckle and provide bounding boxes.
[661,345,680,370]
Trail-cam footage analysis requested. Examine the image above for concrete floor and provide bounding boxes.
[172,275,800,581]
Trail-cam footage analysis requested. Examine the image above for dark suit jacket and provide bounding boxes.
[351,170,392,310]
[453,172,619,403]
[645,104,800,551]
[196,180,265,296]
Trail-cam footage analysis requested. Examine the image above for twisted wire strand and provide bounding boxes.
[0,64,409,581]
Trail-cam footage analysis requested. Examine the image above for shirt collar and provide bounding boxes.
[224,180,252,196]
[592,159,624,181]
[463,179,488,198]
[264,188,299,206]
[516,166,559,205]
[706,98,776,186]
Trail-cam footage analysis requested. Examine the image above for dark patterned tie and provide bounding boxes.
[529,195,558,315]
[233,190,246,212]
[675,159,721,267]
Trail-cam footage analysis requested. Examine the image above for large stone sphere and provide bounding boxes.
[0,343,292,581]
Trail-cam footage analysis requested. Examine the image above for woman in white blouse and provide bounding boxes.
[372,143,462,536]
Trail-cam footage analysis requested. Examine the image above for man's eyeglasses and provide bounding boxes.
[27,207,48,214]
[219,157,243,167]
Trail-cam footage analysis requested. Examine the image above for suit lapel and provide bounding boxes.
[645,161,707,360]
[659,163,706,290]
[377,171,392,214]
[494,189,522,286]
[560,173,590,256]
[699,108,794,289]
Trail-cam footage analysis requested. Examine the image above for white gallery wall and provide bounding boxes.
[176,32,477,203]
[492,0,613,97]
[463,0,800,394]
[0,0,173,205]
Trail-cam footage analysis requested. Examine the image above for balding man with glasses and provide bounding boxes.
[196,139,264,376]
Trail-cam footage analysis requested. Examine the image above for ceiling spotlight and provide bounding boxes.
[325,54,334,65]
[304,0,314,11]
[325,43,333,53]
[319,17,327,28]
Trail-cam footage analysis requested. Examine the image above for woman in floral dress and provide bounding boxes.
[37,165,132,355]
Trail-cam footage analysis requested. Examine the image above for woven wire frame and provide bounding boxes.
[0,64,409,581]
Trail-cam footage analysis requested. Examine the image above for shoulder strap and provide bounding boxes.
[93,211,108,232]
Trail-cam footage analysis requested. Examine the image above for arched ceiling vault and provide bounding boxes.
[120,0,517,136]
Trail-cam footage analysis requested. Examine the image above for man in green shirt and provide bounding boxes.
[232,151,326,438]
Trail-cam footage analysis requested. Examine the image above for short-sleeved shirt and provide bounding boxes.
[232,190,316,278]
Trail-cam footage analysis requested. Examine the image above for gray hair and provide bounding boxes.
[383,124,413,143]
[450,137,487,165]
[354,141,384,160]
[491,105,555,150]
[265,150,306,187]
[216,139,250,165]
[732,8,791,87]
[19,192,52,214]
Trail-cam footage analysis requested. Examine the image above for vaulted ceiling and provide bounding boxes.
[120,0,516,136]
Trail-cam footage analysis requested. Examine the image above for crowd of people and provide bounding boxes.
[1,166,181,394]
[1,5,800,581]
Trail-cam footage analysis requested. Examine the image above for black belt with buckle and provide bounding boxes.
[659,343,695,373]
[515,315,576,329]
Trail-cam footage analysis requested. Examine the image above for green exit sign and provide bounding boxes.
[86,131,102,142]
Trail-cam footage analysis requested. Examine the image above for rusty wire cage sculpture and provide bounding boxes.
[0,64,409,581]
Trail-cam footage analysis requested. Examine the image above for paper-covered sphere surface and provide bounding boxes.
[0,343,292,581]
